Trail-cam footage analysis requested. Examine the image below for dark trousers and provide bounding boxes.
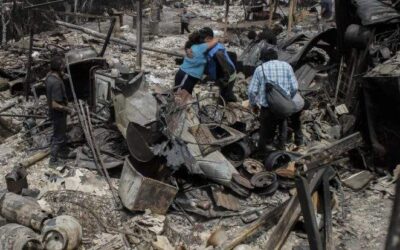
[217,78,237,103]
[259,107,283,151]
[181,22,190,34]
[278,111,303,147]
[174,69,199,94]
[50,111,67,162]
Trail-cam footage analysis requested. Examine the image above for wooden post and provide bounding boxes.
[136,0,143,70]
[224,0,230,40]
[24,15,34,100]
[287,0,295,33]
[74,0,78,23]
[268,0,278,28]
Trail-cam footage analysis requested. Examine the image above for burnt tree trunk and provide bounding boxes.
[1,0,9,46]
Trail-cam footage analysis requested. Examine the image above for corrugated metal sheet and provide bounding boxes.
[353,0,400,25]
[295,64,317,91]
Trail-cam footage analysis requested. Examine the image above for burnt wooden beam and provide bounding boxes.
[386,180,400,250]
[56,20,184,58]
[300,132,363,165]
[38,9,115,20]
[264,132,363,250]
[218,201,288,250]
[264,167,326,250]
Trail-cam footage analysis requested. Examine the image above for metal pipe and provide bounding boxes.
[23,0,65,9]
[37,9,115,20]
[85,104,121,206]
[99,18,116,57]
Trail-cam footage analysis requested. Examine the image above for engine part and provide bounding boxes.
[0,223,42,250]
[251,172,278,188]
[229,181,251,198]
[42,215,82,250]
[243,158,264,175]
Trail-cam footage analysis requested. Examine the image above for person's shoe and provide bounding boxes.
[58,148,77,160]
[294,135,304,146]
[264,143,276,153]
[219,93,237,104]
[276,142,286,151]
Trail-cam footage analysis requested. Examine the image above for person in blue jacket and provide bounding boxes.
[175,31,218,94]
[186,27,238,103]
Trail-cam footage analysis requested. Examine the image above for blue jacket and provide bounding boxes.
[206,43,236,81]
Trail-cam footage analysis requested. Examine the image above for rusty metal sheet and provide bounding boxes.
[126,122,155,162]
[212,187,241,211]
[119,158,178,215]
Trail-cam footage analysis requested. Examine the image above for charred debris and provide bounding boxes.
[0,0,399,249]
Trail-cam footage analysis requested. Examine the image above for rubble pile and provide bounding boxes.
[0,0,398,250]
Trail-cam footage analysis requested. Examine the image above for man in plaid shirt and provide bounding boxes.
[248,48,299,152]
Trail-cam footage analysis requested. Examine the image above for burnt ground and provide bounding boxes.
[0,2,396,250]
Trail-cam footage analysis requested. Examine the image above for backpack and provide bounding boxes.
[261,66,296,118]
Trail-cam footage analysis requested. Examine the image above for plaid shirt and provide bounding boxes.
[248,60,298,108]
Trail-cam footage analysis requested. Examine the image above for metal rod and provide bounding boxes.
[99,18,116,57]
[136,0,143,70]
[23,0,65,9]
[0,114,47,119]
[85,104,121,206]
[334,56,344,104]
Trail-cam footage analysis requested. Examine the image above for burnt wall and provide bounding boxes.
[0,0,137,43]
